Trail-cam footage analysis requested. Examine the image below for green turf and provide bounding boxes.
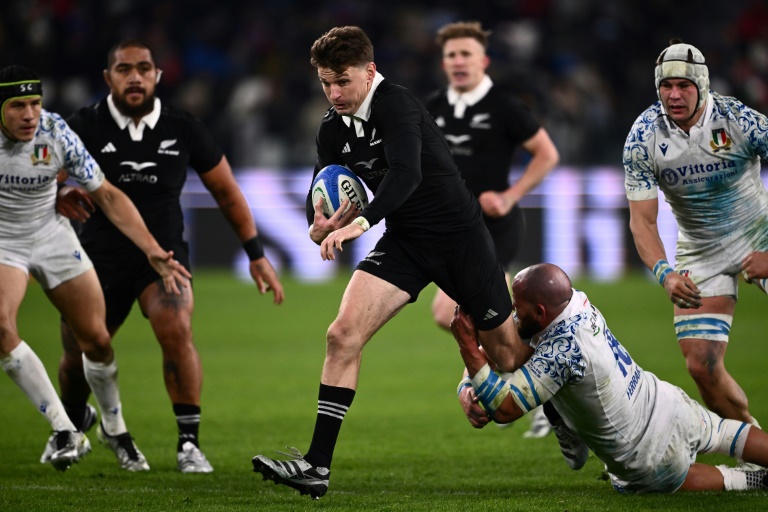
[1,270,766,511]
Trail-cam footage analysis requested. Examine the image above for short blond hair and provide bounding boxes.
[435,21,491,49]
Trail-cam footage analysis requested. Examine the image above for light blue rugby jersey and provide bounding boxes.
[623,92,768,241]
[0,109,104,236]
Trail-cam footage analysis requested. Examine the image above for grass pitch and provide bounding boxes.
[2,270,766,511]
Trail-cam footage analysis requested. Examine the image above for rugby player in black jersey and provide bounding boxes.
[55,40,284,473]
[426,21,559,438]
[252,25,534,499]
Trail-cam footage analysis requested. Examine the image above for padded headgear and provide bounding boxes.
[0,65,43,129]
[655,42,709,112]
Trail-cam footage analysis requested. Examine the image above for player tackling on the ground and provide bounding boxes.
[454,263,768,492]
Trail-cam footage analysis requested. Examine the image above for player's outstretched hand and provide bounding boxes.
[146,250,192,295]
[309,198,359,244]
[663,271,702,310]
[741,251,768,282]
[249,257,285,305]
[56,185,95,223]
[458,385,490,429]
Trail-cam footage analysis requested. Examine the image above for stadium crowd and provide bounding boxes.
[1,0,766,170]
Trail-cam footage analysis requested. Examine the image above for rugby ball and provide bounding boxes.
[311,164,369,217]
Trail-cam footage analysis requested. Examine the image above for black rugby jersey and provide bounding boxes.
[67,98,222,256]
[424,85,539,196]
[307,80,481,240]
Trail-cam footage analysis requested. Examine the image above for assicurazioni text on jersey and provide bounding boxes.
[624,91,768,241]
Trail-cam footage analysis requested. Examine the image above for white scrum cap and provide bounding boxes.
[655,41,709,112]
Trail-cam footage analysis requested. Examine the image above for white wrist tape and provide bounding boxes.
[653,259,673,286]
[457,375,472,396]
[352,216,370,231]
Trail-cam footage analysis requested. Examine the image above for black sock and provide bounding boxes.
[542,401,561,425]
[173,403,201,451]
[304,384,355,469]
[62,401,88,431]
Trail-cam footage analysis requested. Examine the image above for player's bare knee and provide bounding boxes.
[326,320,362,358]
[77,329,113,362]
[0,322,20,353]
[685,353,722,381]
[154,320,192,346]
[157,333,196,362]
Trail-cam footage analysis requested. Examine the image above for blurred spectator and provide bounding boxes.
[1,0,764,169]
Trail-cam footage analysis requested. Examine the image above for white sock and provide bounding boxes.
[82,354,127,436]
[718,466,747,491]
[717,466,755,491]
[1,341,75,431]
[750,417,761,429]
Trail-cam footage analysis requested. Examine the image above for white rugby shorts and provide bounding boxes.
[0,215,93,290]
[675,216,768,298]
[609,385,719,493]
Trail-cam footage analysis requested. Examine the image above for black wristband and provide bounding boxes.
[243,235,265,261]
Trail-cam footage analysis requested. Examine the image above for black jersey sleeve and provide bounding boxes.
[501,94,540,144]
[186,115,224,175]
[65,106,97,148]
[359,92,423,227]
[65,110,84,133]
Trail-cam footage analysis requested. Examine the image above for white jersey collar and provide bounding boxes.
[107,94,162,141]
[447,74,493,107]
[341,72,385,137]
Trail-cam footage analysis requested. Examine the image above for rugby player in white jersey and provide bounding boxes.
[624,39,768,431]
[454,263,768,492]
[0,65,189,471]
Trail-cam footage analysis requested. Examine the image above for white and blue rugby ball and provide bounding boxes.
[311,164,369,218]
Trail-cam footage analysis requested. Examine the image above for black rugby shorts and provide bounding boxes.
[356,225,512,330]
[89,241,191,327]
[485,205,525,269]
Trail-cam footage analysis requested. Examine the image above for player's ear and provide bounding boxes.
[103,69,111,87]
[155,69,163,84]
